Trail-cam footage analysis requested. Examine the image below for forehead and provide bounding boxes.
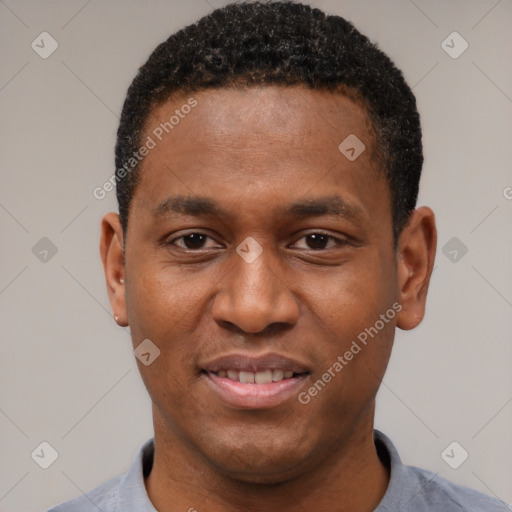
[131,86,388,227]
[146,86,375,152]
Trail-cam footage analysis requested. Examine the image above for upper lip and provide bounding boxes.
[201,352,310,374]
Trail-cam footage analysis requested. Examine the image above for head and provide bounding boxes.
[101,1,436,484]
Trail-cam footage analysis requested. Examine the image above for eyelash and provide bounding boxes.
[167,231,349,251]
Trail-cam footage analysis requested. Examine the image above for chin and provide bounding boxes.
[211,457,309,485]
[199,431,315,484]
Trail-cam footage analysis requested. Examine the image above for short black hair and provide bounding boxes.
[115,0,422,240]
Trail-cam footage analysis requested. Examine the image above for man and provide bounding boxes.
[48,1,508,511]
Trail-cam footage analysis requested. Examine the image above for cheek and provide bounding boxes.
[125,265,218,396]
[299,250,397,395]
[304,255,396,337]
[125,264,212,344]
[125,271,208,413]
[303,319,394,426]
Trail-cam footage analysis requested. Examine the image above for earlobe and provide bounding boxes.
[100,212,129,327]
[396,207,437,331]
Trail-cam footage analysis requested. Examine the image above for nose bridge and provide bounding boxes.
[235,253,279,309]
[212,241,299,333]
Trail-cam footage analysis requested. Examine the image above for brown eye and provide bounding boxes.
[171,233,217,250]
[292,233,343,251]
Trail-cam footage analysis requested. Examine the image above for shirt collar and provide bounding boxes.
[117,438,157,511]
[373,429,436,511]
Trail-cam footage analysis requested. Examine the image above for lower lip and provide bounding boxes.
[204,372,308,409]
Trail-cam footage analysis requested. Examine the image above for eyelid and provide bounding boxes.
[165,230,224,249]
[289,231,350,249]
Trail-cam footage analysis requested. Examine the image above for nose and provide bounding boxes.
[211,246,300,335]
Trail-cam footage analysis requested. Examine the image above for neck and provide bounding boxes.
[145,407,389,512]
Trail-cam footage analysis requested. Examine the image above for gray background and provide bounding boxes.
[1,0,511,510]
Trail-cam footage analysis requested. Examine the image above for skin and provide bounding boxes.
[100,86,436,512]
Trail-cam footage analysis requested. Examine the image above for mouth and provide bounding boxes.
[200,353,310,409]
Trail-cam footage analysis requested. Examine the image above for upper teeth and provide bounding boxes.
[216,369,294,383]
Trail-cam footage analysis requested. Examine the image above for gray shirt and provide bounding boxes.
[47,430,509,511]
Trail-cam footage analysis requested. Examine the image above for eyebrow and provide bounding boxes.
[153,196,223,218]
[152,195,362,222]
[286,195,361,221]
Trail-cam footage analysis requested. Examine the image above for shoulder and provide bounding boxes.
[374,431,510,512]
[46,437,155,512]
[46,474,122,511]
[403,465,510,512]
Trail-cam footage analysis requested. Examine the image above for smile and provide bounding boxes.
[201,353,310,409]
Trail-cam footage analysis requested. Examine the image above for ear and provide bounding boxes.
[396,206,437,331]
[100,212,128,326]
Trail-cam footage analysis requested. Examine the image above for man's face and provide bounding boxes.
[119,87,401,482]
